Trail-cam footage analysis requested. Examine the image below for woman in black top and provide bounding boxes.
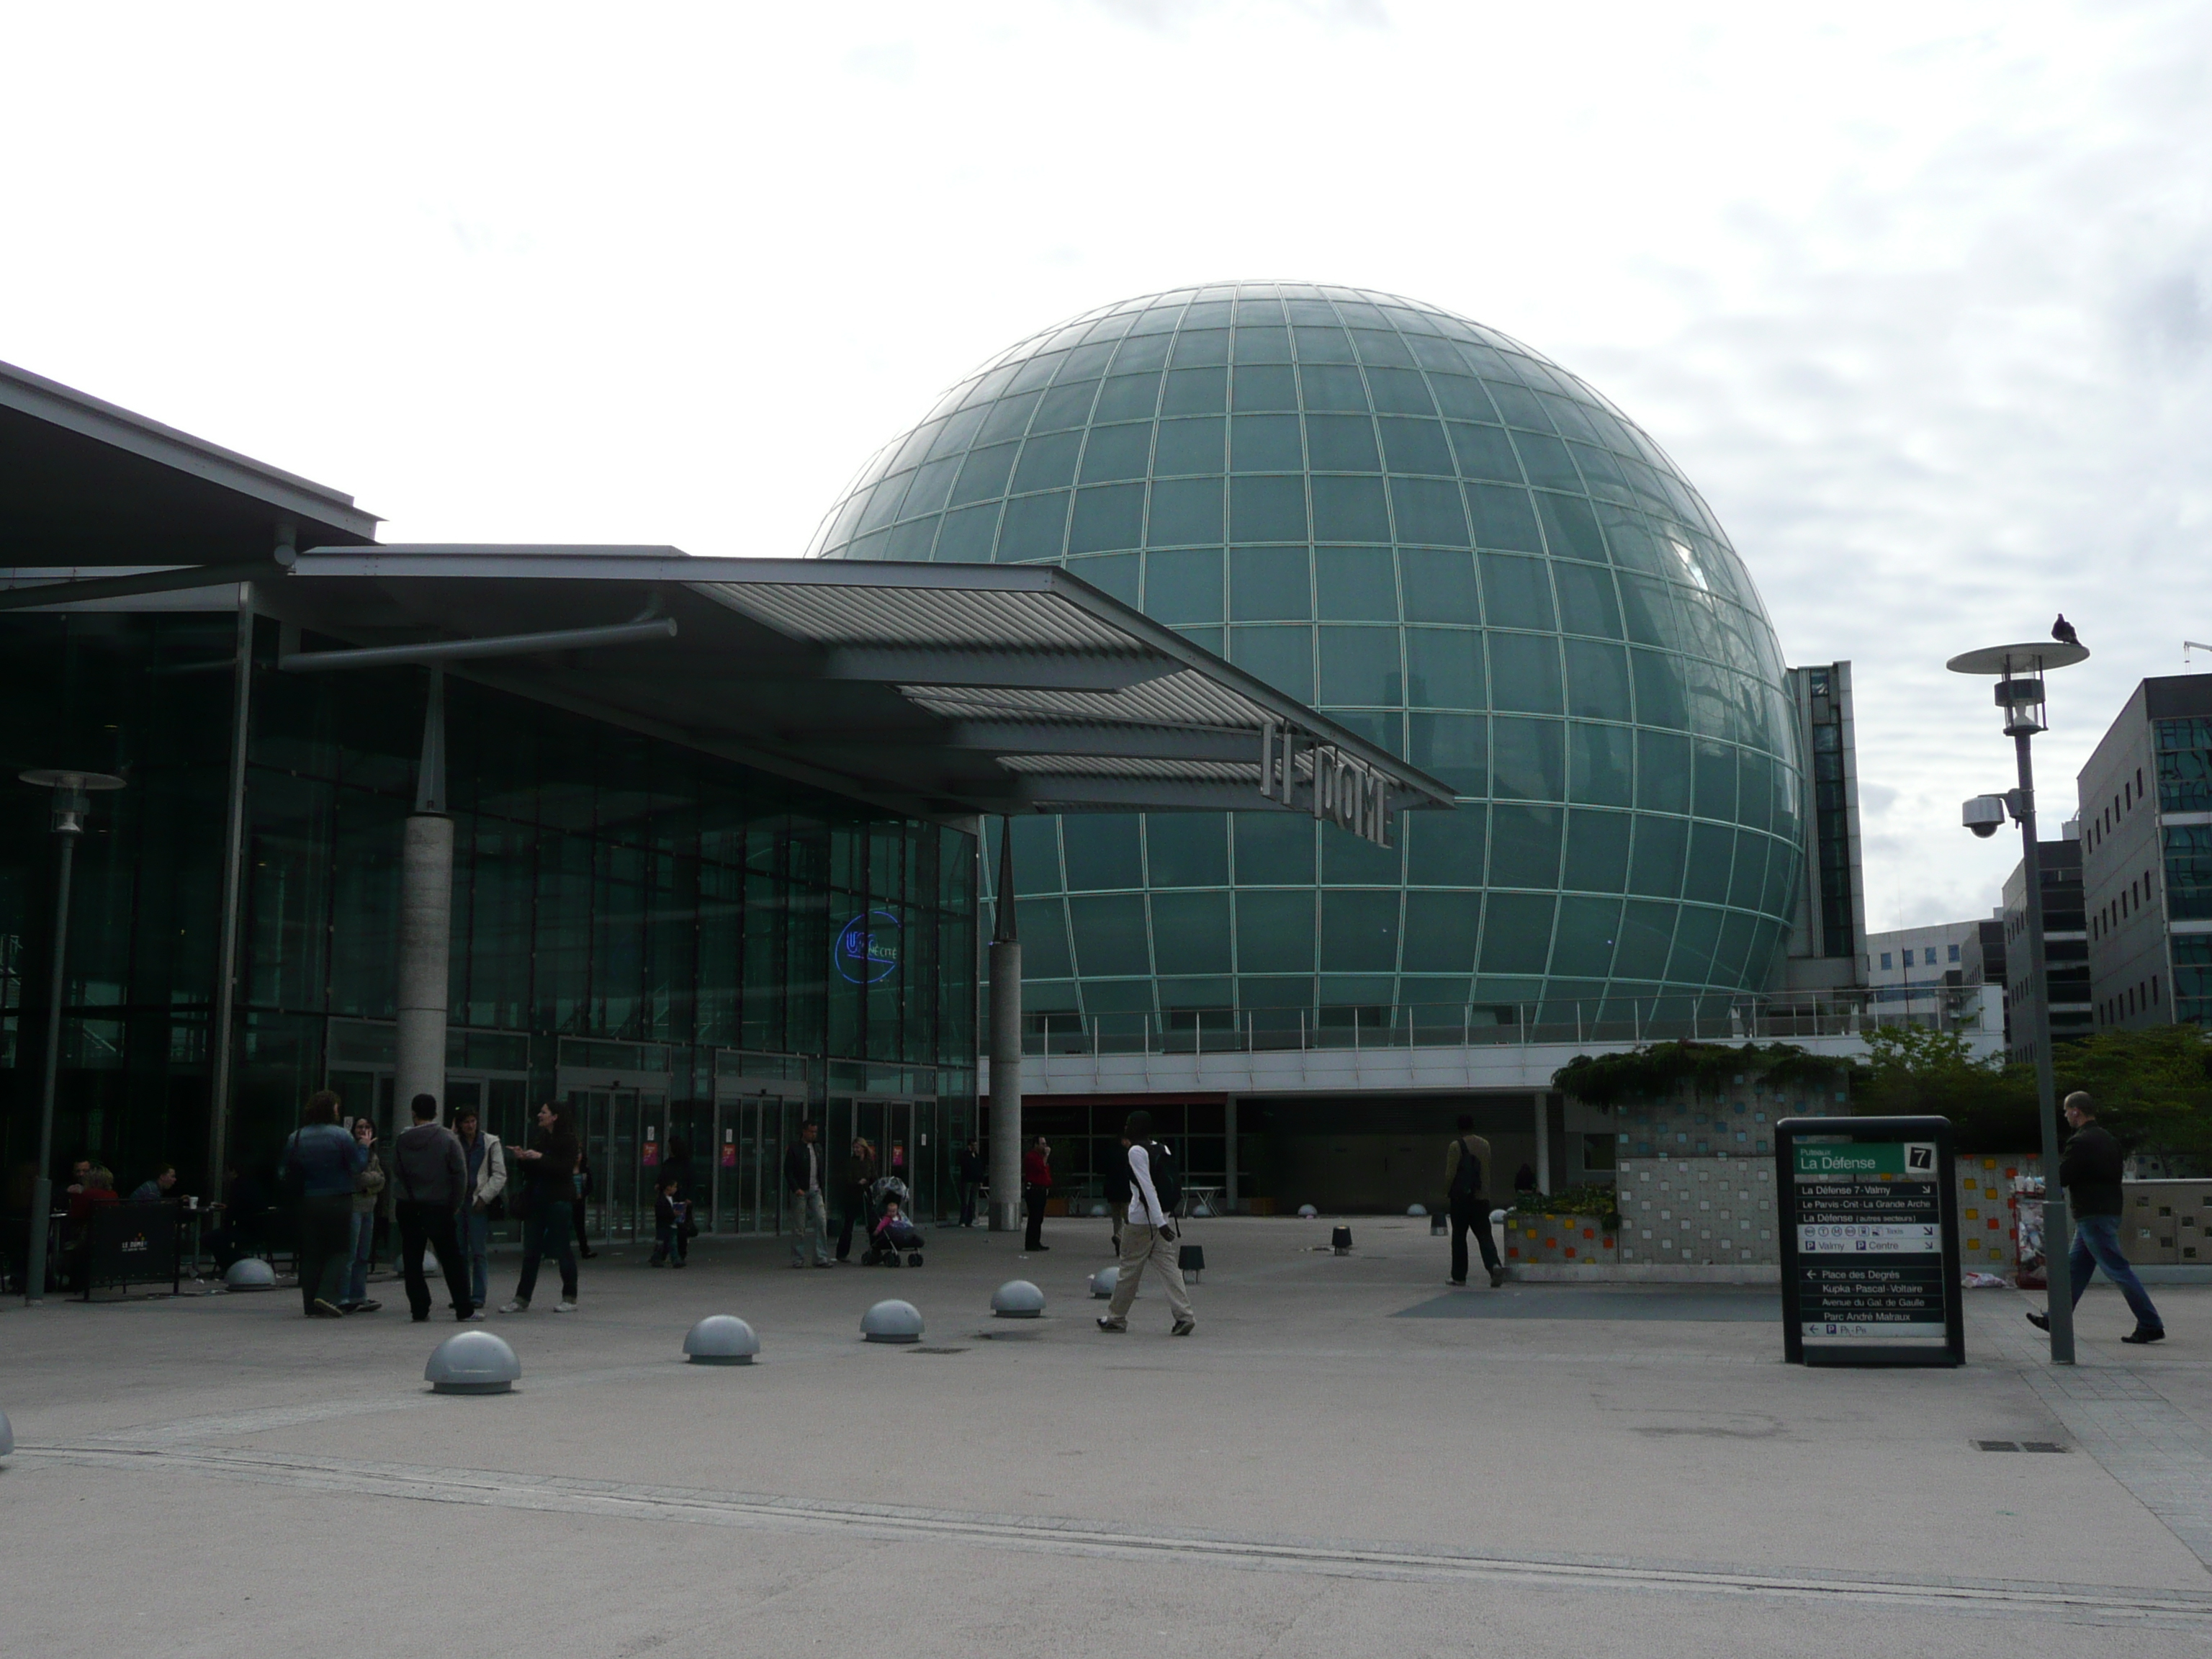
[503,1103,581,1313]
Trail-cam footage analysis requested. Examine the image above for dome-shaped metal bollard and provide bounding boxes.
[861,1299,924,1343]
[223,1257,276,1290]
[683,1315,760,1365]
[1406,1203,1427,1217]
[991,1279,1046,1319]
[0,1407,14,1458]
[1297,1204,1319,1218]
[1089,1264,1120,1299]
[426,1330,521,1395]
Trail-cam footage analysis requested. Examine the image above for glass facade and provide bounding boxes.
[814,283,1802,1023]
[0,612,976,1220]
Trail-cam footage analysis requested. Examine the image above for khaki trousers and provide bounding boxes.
[1105,1221,1193,1324]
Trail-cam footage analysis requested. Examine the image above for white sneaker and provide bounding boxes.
[500,1299,528,1313]
[467,1309,487,1321]
[554,1300,578,1313]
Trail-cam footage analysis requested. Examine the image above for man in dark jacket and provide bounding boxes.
[1022,1137,1053,1251]
[957,1140,986,1228]
[391,1093,475,1322]
[282,1093,368,1317]
[1445,1115,1506,1288]
[2029,1092,2164,1344]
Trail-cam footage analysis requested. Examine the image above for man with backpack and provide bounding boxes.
[1097,1110,1195,1336]
[1446,1113,1505,1288]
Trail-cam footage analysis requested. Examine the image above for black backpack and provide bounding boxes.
[1143,1141,1183,1217]
[1447,1136,1483,1202]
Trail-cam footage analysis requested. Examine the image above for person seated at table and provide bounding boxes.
[129,1165,178,1203]
[63,1167,120,1290]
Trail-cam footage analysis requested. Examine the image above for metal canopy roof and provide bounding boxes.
[258,547,1456,827]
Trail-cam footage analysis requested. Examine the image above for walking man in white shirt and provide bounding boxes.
[1097,1110,1195,1336]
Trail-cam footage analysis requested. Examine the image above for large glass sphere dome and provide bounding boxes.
[813,282,1802,1027]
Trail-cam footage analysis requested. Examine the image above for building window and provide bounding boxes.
[1948,943,1961,963]
[1879,951,1892,969]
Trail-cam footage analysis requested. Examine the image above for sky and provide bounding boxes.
[4,1,2208,932]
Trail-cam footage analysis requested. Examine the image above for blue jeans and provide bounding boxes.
[2068,1213,2164,1332]
[459,1208,490,1308]
[346,1210,375,1304]
[515,1199,577,1305]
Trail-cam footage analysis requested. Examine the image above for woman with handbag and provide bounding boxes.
[502,1102,580,1313]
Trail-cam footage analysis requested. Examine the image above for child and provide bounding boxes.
[871,1196,921,1256]
[651,1175,690,1267]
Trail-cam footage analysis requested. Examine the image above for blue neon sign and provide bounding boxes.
[835,909,901,985]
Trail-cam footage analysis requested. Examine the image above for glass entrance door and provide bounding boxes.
[567,1086,665,1244]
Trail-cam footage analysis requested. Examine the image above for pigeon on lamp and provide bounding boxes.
[2052,614,2080,647]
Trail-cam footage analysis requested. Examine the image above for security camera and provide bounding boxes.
[1961,794,2008,838]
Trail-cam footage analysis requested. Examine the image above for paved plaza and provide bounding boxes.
[7,1216,2212,1655]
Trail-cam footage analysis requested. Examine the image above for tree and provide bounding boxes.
[2054,1026,2212,1164]
[1848,1025,2038,1151]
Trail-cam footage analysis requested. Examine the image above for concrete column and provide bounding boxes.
[395,814,454,1121]
[1534,1093,1551,1195]
[987,818,1022,1232]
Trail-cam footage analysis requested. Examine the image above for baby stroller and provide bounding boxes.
[860,1175,924,1267]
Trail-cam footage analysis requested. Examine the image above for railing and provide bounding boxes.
[994,989,1987,1058]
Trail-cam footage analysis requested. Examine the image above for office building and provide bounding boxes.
[1781,662,1866,989]
[2002,831,2090,1064]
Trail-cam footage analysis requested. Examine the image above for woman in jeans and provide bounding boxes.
[343,1117,385,1313]
[502,1102,580,1313]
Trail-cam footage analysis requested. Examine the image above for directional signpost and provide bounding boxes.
[1779,1115,1964,1367]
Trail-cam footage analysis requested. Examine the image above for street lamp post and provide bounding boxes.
[17,768,126,1304]
[1946,640,2087,1364]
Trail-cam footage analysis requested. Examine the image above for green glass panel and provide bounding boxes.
[1448,422,1521,482]
[1349,328,1415,368]
[1305,413,1381,472]
[1068,485,1145,554]
[1401,889,1481,973]
[1682,822,1735,904]
[1162,367,1228,415]
[1478,552,1555,629]
[1736,750,1774,832]
[902,456,959,517]
[950,441,1018,505]
[1151,416,1224,476]
[1141,547,1223,624]
[884,517,939,560]
[1567,721,1634,806]
[1147,479,1223,547]
[932,501,1000,562]
[1406,627,1483,709]
[1231,413,1303,472]
[1400,548,1480,624]
[1491,716,1564,800]
[1552,896,1622,976]
[1693,739,1737,821]
[1318,626,1402,706]
[1511,431,1583,492]
[1629,648,1689,730]
[1299,363,1370,411]
[1171,329,1230,366]
[1323,709,1401,757]
[1322,819,1403,884]
[1614,900,1676,979]
[1489,804,1563,887]
[1729,832,1771,912]
[1015,897,1073,977]
[1537,492,1609,563]
[1292,324,1356,361]
[1230,547,1310,620]
[1666,905,1723,984]
[1233,812,1315,884]
[1079,423,1153,483]
[1564,641,1631,721]
[1233,325,1292,362]
[1365,367,1434,415]
[1069,894,1151,977]
[977,393,1040,444]
[1468,485,1542,553]
[1093,373,1161,422]
[1555,562,1624,638]
[1149,891,1232,974]
[1390,477,1471,547]
[1429,375,1501,422]
[1061,814,1143,890]
[1230,475,1308,541]
[997,491,1069,562]
[1232,366,1299,411]
[1489,634,1563,716]
[1322,889,1400,972]
[1563,809,1632,892]
[1236,888,1316,974]
[1407,712,1486,795]
[1714,910,1759,986]
[1406,803,1485,886]
[1311,475,1390,541]
[1228,624,1313,701]
[1316,546,1397,620]
[1033,379,1100,431]
[1146,813,1228,886]
[1480,891,1555,974]
[1378,417,1453,476]
[1627,814,1687,896]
